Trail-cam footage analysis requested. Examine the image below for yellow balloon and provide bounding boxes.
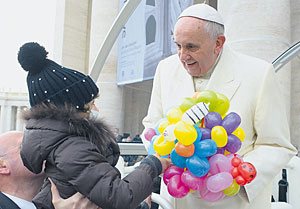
[211,93,230,116]
[211,126,228,147]
[174,121,197,146]
[158,120,170,134]
[232,127,245,142]
[224,150,231,156]
[166,107,183,124]
[222,179,240,196]
[153,134,175,156]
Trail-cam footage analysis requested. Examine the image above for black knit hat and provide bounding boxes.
[17,42,99,110]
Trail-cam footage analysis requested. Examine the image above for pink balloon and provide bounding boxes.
[144,128,157,141]
[181,170,205,191]
[209,154,231,175]
[206,172,233,192]
[163,166,184,185]
[167,175,189,198]
[200,177,226,202]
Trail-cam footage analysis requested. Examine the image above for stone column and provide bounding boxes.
[218,0,291,122]
[89,0,125,131]
[291,0,300,153]
[0,103,12,133]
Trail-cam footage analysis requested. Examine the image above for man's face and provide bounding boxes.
[174,17,220,77]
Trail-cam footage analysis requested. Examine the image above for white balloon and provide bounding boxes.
[163,124,176,141]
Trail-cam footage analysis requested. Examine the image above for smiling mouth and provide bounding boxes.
[186,62,196,67]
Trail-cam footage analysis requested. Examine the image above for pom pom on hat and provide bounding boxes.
[178,3,224,26]
[17,42,99,110]
[18,42,48,75]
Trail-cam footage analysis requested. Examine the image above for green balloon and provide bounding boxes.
[195,90,218,111]
[179,97,197,112]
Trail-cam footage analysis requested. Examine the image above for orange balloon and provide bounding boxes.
[192,91,201,99]
[175,142,195,157]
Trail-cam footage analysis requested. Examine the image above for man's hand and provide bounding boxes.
[50,179,101,209]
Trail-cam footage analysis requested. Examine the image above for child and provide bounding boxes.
[18,42,171,209]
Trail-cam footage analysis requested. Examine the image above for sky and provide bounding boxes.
[0,0,56,92]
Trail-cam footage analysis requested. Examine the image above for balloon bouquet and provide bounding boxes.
[144,90,257,202]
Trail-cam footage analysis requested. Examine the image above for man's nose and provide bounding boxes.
[178,48,190,61]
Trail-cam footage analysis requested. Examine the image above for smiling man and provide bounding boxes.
[141,3,297,209]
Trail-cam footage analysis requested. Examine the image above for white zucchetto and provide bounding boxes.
[178,3,224,25]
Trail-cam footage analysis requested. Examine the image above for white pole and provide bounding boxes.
[89,0,142,82]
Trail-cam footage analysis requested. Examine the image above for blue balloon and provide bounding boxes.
[186,155,210,177]
[148,135,158,155]
[194,139,217,158]
[160,154,170,158]
[148,144,156,155]
[170,148,187,168]
[193,125,202,142]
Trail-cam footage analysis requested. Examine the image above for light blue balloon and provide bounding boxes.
[194,139,217,158]
[148,144,156,155]
[170,148,187,168]
[186,155,210,177]
[193,125,202,143]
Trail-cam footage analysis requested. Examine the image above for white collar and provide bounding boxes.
[3,192,36,209]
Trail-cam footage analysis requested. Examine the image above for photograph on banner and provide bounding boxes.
[117,0,194,85]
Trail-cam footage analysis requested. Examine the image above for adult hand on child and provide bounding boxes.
[50,179,101,209]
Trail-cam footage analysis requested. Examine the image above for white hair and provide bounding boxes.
[203,21,225,40]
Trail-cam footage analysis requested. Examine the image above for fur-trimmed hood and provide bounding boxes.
[21,104,120,174]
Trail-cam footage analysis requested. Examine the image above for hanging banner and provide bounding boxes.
[117,0,194,85]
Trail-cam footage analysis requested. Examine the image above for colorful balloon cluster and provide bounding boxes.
[144,90,257,202]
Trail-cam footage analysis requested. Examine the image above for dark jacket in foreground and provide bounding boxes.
[20,105,161,209]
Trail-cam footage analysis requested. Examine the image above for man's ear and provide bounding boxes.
[0,159,10,175]
[214,35,226,54]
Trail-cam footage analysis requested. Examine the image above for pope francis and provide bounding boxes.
[142,4,297,209]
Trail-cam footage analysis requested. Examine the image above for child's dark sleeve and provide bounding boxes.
[54,139,162,209]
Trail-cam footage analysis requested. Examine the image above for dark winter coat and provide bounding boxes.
[20,105,161,209]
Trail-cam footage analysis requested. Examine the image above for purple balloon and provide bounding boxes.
[200,177,226,202]
[199,127,211,140]
[206,172,233,193]
[221,112,241,134]
[204,112,222,129]
[209,154,231,175]
[225,134,242,153]
[216,147,225,154]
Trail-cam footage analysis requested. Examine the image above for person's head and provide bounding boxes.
[17,42,99,113]
[174,4,226,77]
[0,131,45,200]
